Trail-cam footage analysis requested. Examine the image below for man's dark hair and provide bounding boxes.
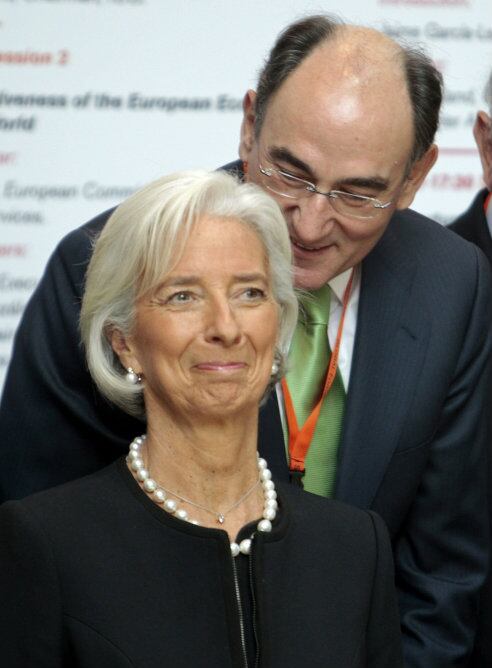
[254,15,340,136]
[254,14,443,163]
[402,45,443,162]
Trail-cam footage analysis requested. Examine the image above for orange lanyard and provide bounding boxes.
[485,192,491,213]
[281,269,355,477]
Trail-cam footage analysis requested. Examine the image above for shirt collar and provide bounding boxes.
[328,266,357,304]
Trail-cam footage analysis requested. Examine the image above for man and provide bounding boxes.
[0,15,490,666]
[450,72,492,266]
[449,70,492,668]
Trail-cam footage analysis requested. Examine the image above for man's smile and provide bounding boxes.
[290,235,333,255]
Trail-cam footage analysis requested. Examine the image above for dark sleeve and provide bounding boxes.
[365,510,404,668]
[394,246,492,667]
[0,211,142,502]
[0,501,63,666]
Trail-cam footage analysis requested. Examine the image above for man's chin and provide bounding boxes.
[293,265,336,291]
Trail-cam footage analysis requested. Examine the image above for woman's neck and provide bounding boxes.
[135,407,264,541]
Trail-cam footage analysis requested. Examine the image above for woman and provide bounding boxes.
[0,171,402,667]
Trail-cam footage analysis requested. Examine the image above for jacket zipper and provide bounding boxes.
[231,555,249,668]
[249,548,260,668]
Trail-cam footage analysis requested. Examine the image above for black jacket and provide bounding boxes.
[449,189,492,264]
[0,459,402,667]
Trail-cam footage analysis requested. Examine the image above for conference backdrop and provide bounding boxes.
[1,0,491,392]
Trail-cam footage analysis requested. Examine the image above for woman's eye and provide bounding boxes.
[243,287,266,300]
[167,291,193,304]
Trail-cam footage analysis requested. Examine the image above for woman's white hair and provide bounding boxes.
[80,169,298,416]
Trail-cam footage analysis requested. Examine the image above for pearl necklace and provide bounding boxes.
[127,435,278,557]
[152,476,261,525]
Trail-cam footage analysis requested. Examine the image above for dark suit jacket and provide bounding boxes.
[449,189,492,668]
[0,459,403,667]
[1,161,491,667]
[450,189,492,264]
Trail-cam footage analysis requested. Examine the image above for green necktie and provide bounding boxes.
[286,285,346,497]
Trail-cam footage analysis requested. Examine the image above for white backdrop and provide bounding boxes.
[1,0,491,391]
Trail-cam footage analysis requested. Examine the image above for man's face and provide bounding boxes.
[240,42,436,290]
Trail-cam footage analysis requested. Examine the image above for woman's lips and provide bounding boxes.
[194,362,246,372]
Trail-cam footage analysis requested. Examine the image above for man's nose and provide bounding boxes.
[304,191,337,215]
[290,193,336,238]
[203,298,242,346]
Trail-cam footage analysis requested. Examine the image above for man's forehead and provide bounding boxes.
[259,98,413,176]
[257,36,414,172]
[262,26,410,124]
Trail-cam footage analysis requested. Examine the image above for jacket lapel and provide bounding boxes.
[335,215,431,508]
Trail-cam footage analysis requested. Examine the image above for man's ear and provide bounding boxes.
[395,144,438,210]
[238,90,257,163]
[109,328,140,374]
[473,111,492,190]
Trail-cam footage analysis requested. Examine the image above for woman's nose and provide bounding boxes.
[203,299,242,346]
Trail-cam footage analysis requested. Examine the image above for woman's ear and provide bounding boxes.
[109,328,141,374]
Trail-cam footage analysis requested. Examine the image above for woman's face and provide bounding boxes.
[114,215,279,421]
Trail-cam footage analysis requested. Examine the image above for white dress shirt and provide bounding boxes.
[326,266,360,390]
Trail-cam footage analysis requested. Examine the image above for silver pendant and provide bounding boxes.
[217,514,225,524]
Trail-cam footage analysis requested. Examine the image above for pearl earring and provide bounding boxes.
[125,367,141,384]
[271,350,282,378]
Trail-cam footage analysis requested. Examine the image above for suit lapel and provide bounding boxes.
[335,216,431,508]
